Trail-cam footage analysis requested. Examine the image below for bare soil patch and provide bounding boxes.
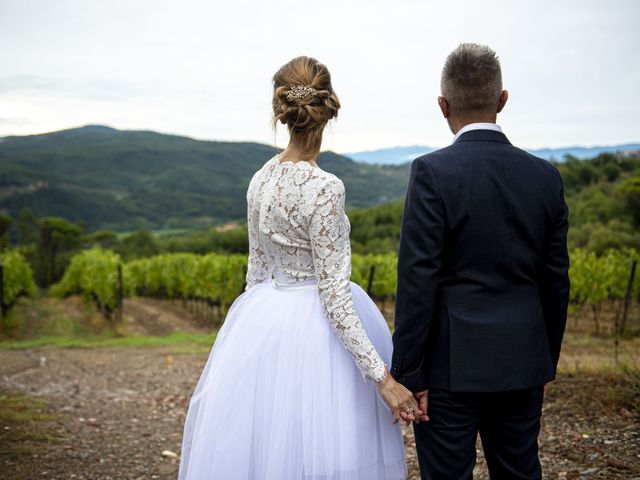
[0,346,637,480]
[0,298,638,479]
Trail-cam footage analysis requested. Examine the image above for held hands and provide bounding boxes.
[375,369,426,425]
[413,390,429,423]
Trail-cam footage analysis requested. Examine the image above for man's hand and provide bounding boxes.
[413,390,429,423]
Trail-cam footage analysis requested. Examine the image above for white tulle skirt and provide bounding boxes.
[178,279,406,480]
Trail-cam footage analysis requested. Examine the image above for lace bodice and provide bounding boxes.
[244,154,386,382]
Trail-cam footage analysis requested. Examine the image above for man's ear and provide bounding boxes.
[497,90,508,113]
[438,96,449,118]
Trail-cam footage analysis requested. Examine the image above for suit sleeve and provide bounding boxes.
[539,170,570,372]
[391,158,446,392]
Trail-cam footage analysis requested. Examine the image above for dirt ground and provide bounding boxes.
[0,298,638,479]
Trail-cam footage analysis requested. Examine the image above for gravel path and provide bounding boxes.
[1,345,638,480]
[0,297,638,479]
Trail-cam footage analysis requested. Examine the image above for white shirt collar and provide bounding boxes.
[452,122,503,144]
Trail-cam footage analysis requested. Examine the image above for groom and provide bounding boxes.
[391,43,570,479]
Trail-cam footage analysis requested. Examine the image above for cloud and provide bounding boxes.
[0,75,152,102]
[0,0,638,151]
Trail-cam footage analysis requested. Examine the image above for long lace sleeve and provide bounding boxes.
[308,178,386,382]
[245,176,271,290]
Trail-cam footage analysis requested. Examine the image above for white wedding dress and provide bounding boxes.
[178,154,406,479]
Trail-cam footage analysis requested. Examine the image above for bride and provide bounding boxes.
[178,56,421,479]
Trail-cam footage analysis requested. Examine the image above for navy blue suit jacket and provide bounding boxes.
[390,129,570,393]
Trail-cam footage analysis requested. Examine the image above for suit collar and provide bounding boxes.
[453,129,512,145]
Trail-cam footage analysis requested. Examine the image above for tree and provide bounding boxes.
[117,229,159,261]
[603,163,621,182]
[16,208,38,245]
[619,176,640,228]
[86,230,120,250]
[36,217,84,287]
[0,213,11,250]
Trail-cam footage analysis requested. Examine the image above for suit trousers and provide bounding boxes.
[413,386,544,479]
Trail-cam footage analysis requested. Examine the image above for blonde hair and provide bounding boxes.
[272,56,341,160]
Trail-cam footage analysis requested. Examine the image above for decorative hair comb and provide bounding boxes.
[284,85,317,102]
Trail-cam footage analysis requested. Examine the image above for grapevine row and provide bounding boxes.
[41,247,639,327]
[0,250,38,316]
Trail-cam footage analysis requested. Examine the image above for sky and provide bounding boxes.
[1,0,639,153]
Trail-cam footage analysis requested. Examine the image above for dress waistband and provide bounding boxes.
[272,278,318,291]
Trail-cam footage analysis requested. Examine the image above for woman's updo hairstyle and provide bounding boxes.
[272,56,341,160]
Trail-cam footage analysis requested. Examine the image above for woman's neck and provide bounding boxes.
[279,140,320,165]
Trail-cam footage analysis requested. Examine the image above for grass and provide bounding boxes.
[0,296,217,352]
[0,330,216,351]
[2,296,639,368]
[558,333,640,374]
[0,296,111,340]
[0,393,57,461]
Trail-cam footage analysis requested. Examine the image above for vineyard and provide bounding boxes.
[1,221,639,480]
[1,247,637,338]
[0,250,38,320]
[1,246,639,480]
[570,249,639,333]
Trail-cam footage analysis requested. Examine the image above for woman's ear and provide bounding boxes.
[497,90,508,113]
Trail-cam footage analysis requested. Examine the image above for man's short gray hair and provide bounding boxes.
[441,43,503,115]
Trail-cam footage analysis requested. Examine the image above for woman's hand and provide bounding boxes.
[375,369,423,425]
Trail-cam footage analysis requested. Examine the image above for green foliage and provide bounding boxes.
[569,219,640,253]
[557,154,640,253]
[52,248,400,311]
[0,330,216,351]
[85,230,119,250]
[16,207,38,244]
[0,250,38,308]
[125,252,247,312]
[11,149,640,333]
[570,248,640,303]
[619,176,640,228]
[0,126,410,232]
[43,242,640,338]
[0,213,11,250]
[116,228,159,261]
[49,248,122,311]
[358,249,640,306]
[349,202,403,254]
[4,135,638,265]
[352,254,398,297]
[157,226,249,255]
[557,153,635,191]
[36,216,84,287]
[349,153,640,255]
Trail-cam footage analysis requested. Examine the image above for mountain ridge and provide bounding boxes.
[0,125,411,232]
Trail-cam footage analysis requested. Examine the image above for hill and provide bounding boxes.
[347,152,640,254]
[0,125,410,231]
[346,143,640,165]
